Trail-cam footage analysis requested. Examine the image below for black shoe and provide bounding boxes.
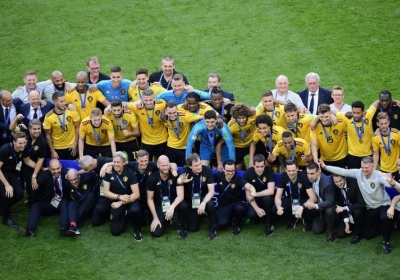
[383,241,392,254]
[350,235,361,244]
[59,227,68,236]
[303,223,312,232]
[265,225,274,237]
[287,219,298,229]
[134,229,142,242]
[18,227,36,237]
[327,233,335,242]
[178,227,187,239]
[232,225,240,236]
[208,228,217,240]
[3,217,19,228]
[67,226,80,236]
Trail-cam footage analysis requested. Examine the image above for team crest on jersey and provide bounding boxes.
[202,177,207,182]
[155,110,160,116]
[299,183,302,189]
[262,177,266,182]
[169,179,173,185]
[272,140,277,145]
[83,184,87,190]
[276,112,280,117]
[333,129,338,135]
[148,171,152,176]
[390,139,396,145]
[33,145,39,151]
[298,123,303,128]
[250,121,255,125]
[394,114,398,120]
[364,119,369,124]
[179,123,183,127]
[224,109,228,115]
[121,89,126,95]
[101,129,107,134]
[110,214,113,220]
[66,116,72,122]
[370,182,375,189]
[296,151,302,156]
[88,96,93,102]
[123,176,128,182]
[231,184,236,188]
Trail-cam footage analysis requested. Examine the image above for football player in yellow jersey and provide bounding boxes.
[249,114,285,168]
[163,102,203,166]
[65,71,110,119]
[43,92,80,160]
[255,90,286,128]
[373,112,400,174]
[311,104,347,174]
[336,100,378,168]
[228,104,257,170]
[177,92,215,117]
[78,108,116,159]
[106,99,140,161]
[128,88,167,161]
[283,102,315,144]
[128,67,165,102]
[272,131,312,171]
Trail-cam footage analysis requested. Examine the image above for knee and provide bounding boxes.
[234,203,246,214]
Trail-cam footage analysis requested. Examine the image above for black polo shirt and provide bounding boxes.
[0,143,24,173]
[148,70,189,90]
[277,171,312,201]
[214,171,247,206]
[127,161,158,192]
[87,72,110,84]
[181,165,214,201]
[23,135,47,163]
[103,166,138,195]
[68,172,97,201]
[146,171,179,206]
[244,166,275,193]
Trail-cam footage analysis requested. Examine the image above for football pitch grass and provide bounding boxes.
[0,0,400,279]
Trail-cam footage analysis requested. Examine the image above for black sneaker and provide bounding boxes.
[59,227,68,236]
[178,227,187,239]
[303,223,312,232]
[67,226,81,236]
[265,225,274,237]
[208,228,217,240]
[287,218,298,229]
[383,241,392,254]
[232,225,240,236]
[18,227,36,237]
[134,229,142,242]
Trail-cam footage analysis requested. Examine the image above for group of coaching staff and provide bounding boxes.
[1,56,400,255]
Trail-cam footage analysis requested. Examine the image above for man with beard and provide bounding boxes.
[106,99,140,162]
[203,73,234,101]
[373,112,400,175]
[149,56,189,90]
[0,132,26,227]
[10,118,47,207]
[19,159,70,237]
[12,70,51,103]
[65,71,110,120]
[128,67,165,102]
[78,108,116,159]
[372,90,400,131]
[43,71,76,101]
[43,92,80,160]
[177,92,215,117]
[208,87,233,123]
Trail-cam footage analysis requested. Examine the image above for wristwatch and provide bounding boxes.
[32,174,37,178]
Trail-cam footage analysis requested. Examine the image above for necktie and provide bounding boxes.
[33,108,38,119]
[54,178,61,196]
[309,94,315,114]
[4,107,9,123]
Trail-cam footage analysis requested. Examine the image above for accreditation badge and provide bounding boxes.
[291,199,300,215]
[15,161,22,172]
[50,194,61,208]
[162,196,170,213]
[349,214,354,224]
[192,193,200,209]
[99,182,105,196]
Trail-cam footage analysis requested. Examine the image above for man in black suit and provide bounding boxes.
[19,159,70,237]
[332,174,365,244]
[303,162,336,241]
[203,73,235,101]
[297,72,333,114]
[0,90,22,146]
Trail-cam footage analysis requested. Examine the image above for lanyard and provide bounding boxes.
[207,130,215,146]
[9,143,19,164]
[288,180,301,200]
[56,111,66,130]
[170,114,180,139]
[78,88,88,108]
[137,85,149,101]
[115,115,127,129]
[159,73,171,89]
[92,126,101,144]
[220,104,225,117]
[275,91,288,101]
[192,176,202,195]
[269,107,275,121]
[159,179,170,197]
[145,105,155,126]
[116,173,127,189]
[321,123,331,144]
[288,117,299,136]
[380,128,391,154]
[263,135,273,152]
[352,117,364,142]
[74,187,84,199]
[220,183,232,197]
[287,141,296,161]
[138,172,146,183]
[338,102,345,112]
[238,125,246,142]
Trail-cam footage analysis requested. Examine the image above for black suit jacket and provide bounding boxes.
[316,173,335,210]
[35,168,70,202]
[15,99,54,127]
[334,178,365,212]
[298,87,333,110]
[0,100,23,144]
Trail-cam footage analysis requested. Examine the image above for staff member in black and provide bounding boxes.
[332,174,365,244]
[244,154,276,236]
[273,160,316,231]
[0,131,26,228]
[19,159,70,236]
[103,152,142,240]
[66,168,97,235]
[214,159,256,236]
[179,153,217,239]
[10,117,47,207]
[147,155,187,238]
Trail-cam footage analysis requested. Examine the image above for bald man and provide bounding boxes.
[0,90,22,146]
[43,71,76,101]
[65,168,97,235]
[12,70,52,103]
[19,159,71,237]
[65,71,109,119]
[272,75,305,110]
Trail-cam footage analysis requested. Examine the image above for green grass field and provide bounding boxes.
[1,0,400,279]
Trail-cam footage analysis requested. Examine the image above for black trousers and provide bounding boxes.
[247,195,274,225]
[272,197,309,223]
[0,172,24,219]
[363,205,394,242]
[116,139,140,162]
[92,196,112,226]
[185,200,217,231]
[68,192,96,225]
[150,200,188,237]
[26,199,69,232]
[337,208,364,238]
[141,142,167,162]
[110,200,141,236]
[304,206,336,234]
[21,165,37,207]
[217,201,247,228]
[165,146,186,167]
[84,143,112,158]
[54,148,78,160]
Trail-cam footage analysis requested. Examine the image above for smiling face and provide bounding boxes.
[306,167,320,183]
[377,117,390,135]
[332,175,345,188]
[261,95,274,111]
[276,76,289,94]
[166,105,177,121]
[88,61,100,76]
[285,163,298,181]
[224,164,236,181]
[29,124,41,139]
[113,156,126,173]
[171,79,184,95]
[110,71,122,88]
[161,60,174,77]
[136,73,149,90]
[257,123,271,137]
[24,74,38,91]
[207,76,220,90]
[306,77,320,93]
[29,91,41,108]
[90,115,102,128]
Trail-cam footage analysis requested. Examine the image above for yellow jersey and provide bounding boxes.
[65,87,107,120]
[79,116,114,146]
[105,110,139,143]
[177,102,216,117]
[252,125,286,152]
[228,115,257,148]
[272,138,311,167]
[284,113,315,143]
[372,128,400,172]
[128,84,165,102]
[255,102,286,128]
